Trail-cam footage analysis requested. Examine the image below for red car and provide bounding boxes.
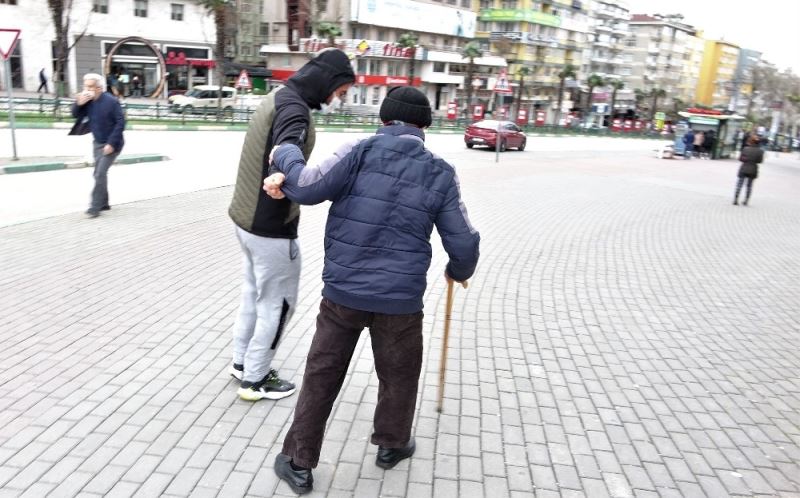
[464,120,527,151]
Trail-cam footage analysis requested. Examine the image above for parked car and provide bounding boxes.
[464,120,527,151]
[169,85,237,116]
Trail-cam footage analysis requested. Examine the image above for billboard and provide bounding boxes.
[351,0,476,38]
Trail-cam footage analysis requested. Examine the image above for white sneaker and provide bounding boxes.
[229,363,244,381]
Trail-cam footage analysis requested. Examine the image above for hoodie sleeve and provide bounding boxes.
[435,172,480,282]
[272,100,310,147]
[272,139,363,205]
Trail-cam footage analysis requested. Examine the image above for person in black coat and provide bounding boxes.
[733,134,765,206]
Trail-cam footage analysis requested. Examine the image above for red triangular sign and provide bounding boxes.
[236,69,252,89]
[0,29,21,61]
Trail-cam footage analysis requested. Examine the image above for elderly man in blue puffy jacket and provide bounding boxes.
[264,86,480,494]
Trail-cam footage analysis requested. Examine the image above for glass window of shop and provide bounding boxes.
[358,85,367,105]
[9,40,23,88]
[371,86,381,105]
[357,58,367,73]
[163,46,211,94]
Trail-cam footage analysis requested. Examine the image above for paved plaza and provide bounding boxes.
[1,130,799,497]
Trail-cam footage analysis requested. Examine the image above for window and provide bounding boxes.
[0,0,19,4]
[260,23,269,36]
[357,59,367,73]
[369,59,381,74]
[433,62,446,72]
[92,0,108,13]
[371,86,381,105]
[479,0,492,9]
[462,0,471,7]
[359,86,367,105]
[479,21,490,31]
[134,0,147,17]
[171,3,183,20]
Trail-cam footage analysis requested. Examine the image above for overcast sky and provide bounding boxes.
[625,0,799,72]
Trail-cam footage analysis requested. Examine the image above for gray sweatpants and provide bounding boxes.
[90,141,120,211]
[232,226,301,383]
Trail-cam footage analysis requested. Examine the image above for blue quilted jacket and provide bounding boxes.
[272,124,480,314]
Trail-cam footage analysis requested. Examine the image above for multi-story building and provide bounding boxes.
[0,0,216,96]
[628,14,697,107]
[695,39,740,109]
[259,0,506,114]
[679,30,705,106]
[585,0,635,119]
[475,0,593,121]
[730,48,761,115]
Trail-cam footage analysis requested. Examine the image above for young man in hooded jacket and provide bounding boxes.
[227,48,355,401]
[264,86,480,494]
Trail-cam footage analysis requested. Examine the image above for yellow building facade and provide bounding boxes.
[695,39,740,108]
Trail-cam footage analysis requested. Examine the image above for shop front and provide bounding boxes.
[673,109,745,159]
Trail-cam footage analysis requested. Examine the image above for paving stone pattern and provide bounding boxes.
[1,151,799,497]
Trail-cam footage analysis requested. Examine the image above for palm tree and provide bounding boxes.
[461,41,483,111]
[316,22,341,47]
[650,88,667,121]
[585,73,605,123]
[198,0,230,117]
[515,66,532,119]
[396,32,419,86]
[608,79,625,121]
[554,63,577,125]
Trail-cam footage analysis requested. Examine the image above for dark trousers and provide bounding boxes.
[37,81,49,93]
[734,176,755,202]
[90,141,120,212]
[282,297,424,469]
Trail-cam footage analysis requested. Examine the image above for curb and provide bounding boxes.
[0,154,170,175]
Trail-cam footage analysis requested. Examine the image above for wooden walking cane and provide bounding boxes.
[437,279,467,413]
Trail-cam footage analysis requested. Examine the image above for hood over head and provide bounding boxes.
[286,48,356,109]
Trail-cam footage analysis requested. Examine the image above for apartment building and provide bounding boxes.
[628,14,697,106]
[0,0,215,95]
[695,39,740,109]
[729,48,761,114]
[259,0,506,113]
[585,0,635,117]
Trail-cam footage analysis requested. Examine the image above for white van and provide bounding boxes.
[169,85,237,116]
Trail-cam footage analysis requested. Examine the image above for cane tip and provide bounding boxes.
[436,406,442,413]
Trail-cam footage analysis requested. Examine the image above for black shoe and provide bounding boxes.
[237,369,295,401]
[100,205,111,211]
[376,438,416,469]
[743,199,749,206]
[85,209,100,218]
[732,200,739,206]
[274,453,313,495]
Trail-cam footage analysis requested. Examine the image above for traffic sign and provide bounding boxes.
[493,68,512,94]
[236,69,252,89]
[0,29,21,60]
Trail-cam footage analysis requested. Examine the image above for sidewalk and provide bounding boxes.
[0,134,799,497]
[0,154,169,174]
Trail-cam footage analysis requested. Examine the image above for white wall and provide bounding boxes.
[0,0,215,93]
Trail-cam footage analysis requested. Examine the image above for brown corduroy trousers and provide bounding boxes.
[281,297,424,469]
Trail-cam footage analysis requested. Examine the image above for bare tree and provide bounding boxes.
[47,0,90,97]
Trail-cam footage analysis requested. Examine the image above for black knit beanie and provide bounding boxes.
[379,86,432,128]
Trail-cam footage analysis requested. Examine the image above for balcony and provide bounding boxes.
[595,24,613,33]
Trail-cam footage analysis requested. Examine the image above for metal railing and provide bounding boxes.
[0,96,674,139]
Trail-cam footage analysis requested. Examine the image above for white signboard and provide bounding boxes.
[350,0,476,38]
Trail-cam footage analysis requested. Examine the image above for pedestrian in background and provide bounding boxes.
[227,48,355,402]
[71,73,125,218]
[682,128,695,159]
[264,86,481,495]
[693,130,704,159]
[733,134,765,206]
[37,68,49,94]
